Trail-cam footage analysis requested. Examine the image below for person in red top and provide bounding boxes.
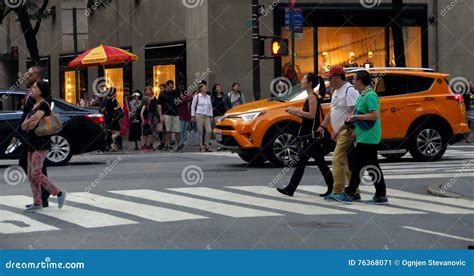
[176,89,197,152]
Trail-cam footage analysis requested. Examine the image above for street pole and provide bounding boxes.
[73,7,79,104]
[252,0,261,101]
[290,5,296,85]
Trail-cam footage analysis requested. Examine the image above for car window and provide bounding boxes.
[375,75,434,97]
[0,94,25,112]
[52,98,82,112]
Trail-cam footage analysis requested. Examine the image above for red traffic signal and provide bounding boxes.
[271,39,289,57]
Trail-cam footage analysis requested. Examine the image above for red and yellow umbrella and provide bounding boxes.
[68,44,138,67]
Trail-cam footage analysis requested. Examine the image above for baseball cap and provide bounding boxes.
[326,65,345,78]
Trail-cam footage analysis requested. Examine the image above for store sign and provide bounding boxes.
[285,8,303,33]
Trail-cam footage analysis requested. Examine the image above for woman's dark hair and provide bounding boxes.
[305,73,327,98]
[212,83,221,97]
[355,70,372,86]
[35,80,51,100]
[317,76,327,98]
[232,82,240,90]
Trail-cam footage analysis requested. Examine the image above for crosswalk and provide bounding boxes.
[1,185,473,235]
[193,146,474,180]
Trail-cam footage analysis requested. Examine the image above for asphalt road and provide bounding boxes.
[0,144,473,249]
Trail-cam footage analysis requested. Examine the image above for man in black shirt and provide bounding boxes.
[11,66,51,207]
[158,80,181,150]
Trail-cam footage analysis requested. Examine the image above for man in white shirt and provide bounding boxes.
[318,66,360,200]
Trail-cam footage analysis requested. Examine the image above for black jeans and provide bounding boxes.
[345,142,386,197]
[19,143,50,201]
[285,138,333,193]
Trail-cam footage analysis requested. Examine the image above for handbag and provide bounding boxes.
[354,111,376,130]
[34,101,63,137]
[296,98,335,157]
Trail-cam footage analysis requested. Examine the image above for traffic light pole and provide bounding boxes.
[252,0,261,101]
[290,6,296,85]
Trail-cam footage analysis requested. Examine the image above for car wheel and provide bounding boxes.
[46,135,73,166]
[263,127,300,167]
[238,150,267,166]
[381,152,407,161]
[408,125,447,162]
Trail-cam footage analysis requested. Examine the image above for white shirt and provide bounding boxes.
[330,82,359,130]
[191,93,213,117]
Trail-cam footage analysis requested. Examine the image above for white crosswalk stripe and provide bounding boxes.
[230,186,424,215]
[1,185,473,235]
[0,195,139,228]
[111,190,283,218]
[67,192,207,222]
[0,210,59,234]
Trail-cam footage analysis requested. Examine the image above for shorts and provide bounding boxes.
[163,115,180,133]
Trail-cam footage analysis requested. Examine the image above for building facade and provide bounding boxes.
[0,0,473,103]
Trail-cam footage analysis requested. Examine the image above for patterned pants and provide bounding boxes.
[28,151,60,206]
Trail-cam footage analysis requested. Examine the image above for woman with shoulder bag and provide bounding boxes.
[277,73,334,197]
[21,81,66,212]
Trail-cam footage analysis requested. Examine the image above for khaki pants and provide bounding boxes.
[196,115,212,146]
[332,129,353,193]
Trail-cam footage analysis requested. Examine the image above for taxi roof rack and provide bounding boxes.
[344,67,435,73]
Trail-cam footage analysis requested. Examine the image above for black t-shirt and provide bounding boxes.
[27,101,52,152]
[150,97,158,115]
[158,91,179,116]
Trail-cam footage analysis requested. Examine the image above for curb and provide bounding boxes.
[427,184,463,198]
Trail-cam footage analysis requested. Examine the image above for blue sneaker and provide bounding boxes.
[365,196,389,205]
[324,193,336,200]
[330,193,353,204]
[58,191,67,209]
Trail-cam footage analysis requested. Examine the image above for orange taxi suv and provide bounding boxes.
[214,68,471,167]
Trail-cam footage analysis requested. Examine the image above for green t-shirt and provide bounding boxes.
[354,88,382,144]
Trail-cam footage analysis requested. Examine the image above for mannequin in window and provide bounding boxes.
[364,51,374,69]
[319,52,332,75]
[389,53,396,67]
[344,52,359,68]
[282,62,302,83]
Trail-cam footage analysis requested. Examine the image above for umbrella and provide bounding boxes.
[68,44,138,67]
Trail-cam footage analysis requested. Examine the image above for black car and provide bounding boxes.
[0,90,106,166]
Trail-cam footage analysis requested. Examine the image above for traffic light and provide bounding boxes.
[271,39,289,57]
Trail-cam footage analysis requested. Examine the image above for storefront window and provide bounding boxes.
[388,27,422,68]
[64,71,78,103]
[59,56,88,104]
[105,68,124,107]
[281,27,314,82]
[153,65,176,96]
[145,43,186,94]
[317,27,387,74]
